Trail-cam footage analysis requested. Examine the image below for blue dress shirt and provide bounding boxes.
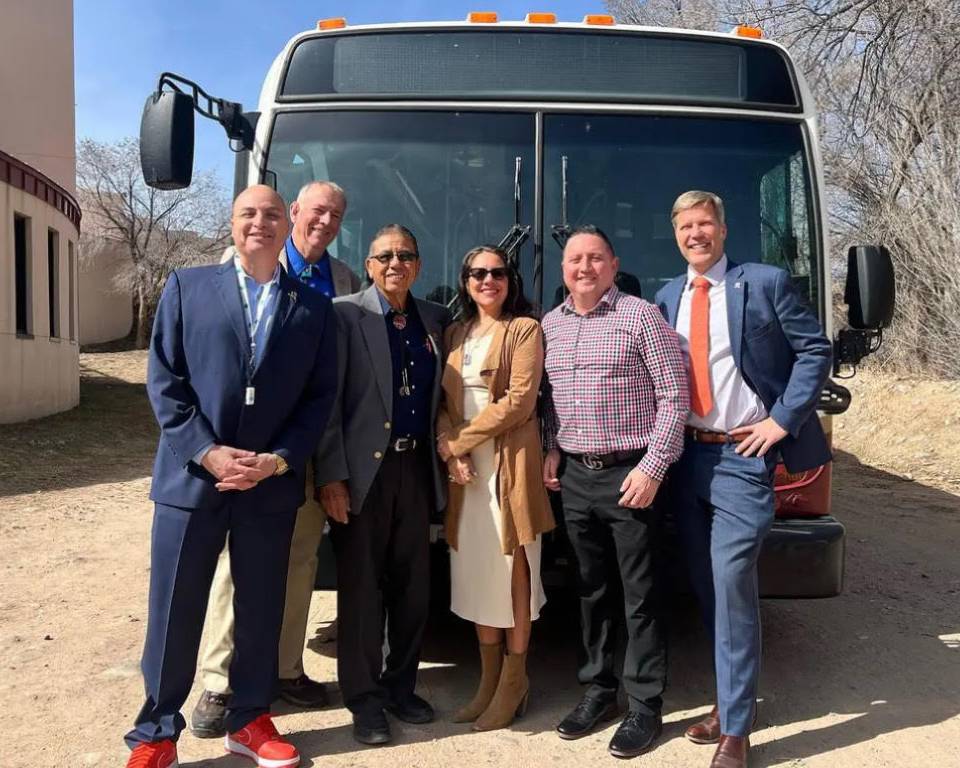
[377,290,435,440]
[285,236,336,298]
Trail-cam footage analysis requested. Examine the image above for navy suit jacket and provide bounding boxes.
[655,261,832,474]
[147,261,338,511]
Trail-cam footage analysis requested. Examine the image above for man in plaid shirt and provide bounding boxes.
[542,225,688,759]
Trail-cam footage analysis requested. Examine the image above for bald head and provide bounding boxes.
[231,185,289,264]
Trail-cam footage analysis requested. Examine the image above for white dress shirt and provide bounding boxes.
[675,255,767,432]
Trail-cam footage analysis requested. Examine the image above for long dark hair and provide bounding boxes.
[457,245,533,322]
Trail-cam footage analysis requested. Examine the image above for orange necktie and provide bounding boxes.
[689,276,713,417]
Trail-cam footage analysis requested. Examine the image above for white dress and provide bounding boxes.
[449,332,547,628]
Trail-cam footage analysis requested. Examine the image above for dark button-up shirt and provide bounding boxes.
[285,237,335,298]
[542,285,688,481]
[377,290,435,440]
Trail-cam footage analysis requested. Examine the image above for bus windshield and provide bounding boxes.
[266,110,820,314]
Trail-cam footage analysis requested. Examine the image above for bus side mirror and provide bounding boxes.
[834,245,895,375]
[140,90,195,190]
[844,245,895,330]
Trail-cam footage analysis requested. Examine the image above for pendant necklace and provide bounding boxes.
[463,318,496,366]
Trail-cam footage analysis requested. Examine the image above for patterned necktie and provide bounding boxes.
[300,264,314,281]
[689,276,714,417]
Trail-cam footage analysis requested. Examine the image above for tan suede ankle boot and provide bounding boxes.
[452,642,504,723]
[473,650,529,731]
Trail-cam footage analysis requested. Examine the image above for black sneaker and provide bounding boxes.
[190,690,228,738]
[556,695,619,740]
[277,674,329,708]
[608,711,662,758]
[385,692,434,724]
[353,708,392,746]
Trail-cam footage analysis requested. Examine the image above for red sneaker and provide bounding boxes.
[126,740,178,768]
[226,714,300,767]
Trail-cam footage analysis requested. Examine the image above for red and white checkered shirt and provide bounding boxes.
[542,286,689,481]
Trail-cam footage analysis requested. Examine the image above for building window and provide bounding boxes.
[14,214,31,336]
[68,240,77,341]
[48,229,61,339]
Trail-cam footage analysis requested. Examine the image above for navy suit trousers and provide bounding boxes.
[125,500,296,747]
[668,438,776,736]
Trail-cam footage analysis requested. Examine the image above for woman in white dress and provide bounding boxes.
[437,246,555,731]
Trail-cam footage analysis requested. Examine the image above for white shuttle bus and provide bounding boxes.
[140,13,894,597]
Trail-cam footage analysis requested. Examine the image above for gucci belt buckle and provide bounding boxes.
[582,453,605,470]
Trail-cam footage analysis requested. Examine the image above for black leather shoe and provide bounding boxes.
[556,696,619,740]
[353,709,392,746]
[608,711,663,758]
[277,674,329,708]
[385,692,435,724]
[190,690,228,738]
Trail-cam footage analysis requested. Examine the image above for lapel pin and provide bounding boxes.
[288,290,298,303]
[735,282,742,288]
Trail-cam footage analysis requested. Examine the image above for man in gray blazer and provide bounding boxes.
[192,181,362,737]
[315,223,449,746]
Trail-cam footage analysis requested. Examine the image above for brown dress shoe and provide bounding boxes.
[685,705,720,744]
[710,735,749,768]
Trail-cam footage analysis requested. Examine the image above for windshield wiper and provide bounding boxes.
[550,155,572,250]
[497,156,531,267]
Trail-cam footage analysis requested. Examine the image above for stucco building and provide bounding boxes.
[0,0,80,422]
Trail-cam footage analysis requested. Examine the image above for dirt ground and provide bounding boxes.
[0,352,958,768]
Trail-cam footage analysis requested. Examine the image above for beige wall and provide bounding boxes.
[0,0,79,423]
[0,184,80,423]
[79,240,133,345]
[0,0,76,195]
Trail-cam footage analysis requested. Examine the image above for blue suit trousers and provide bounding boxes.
[670,439,775,736]
[125,500,296,747]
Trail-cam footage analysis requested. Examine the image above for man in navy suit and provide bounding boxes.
[655,191,832,768]
[123,185,337,768]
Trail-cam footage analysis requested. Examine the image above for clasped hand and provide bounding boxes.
[201,445,277,492]
[447,455,477,485]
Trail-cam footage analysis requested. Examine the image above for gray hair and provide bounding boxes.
[296,180,347,209]
[671,190,725,227]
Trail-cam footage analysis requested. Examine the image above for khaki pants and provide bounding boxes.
[200,471,327,693]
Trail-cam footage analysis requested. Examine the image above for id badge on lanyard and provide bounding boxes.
[235,257,274,407]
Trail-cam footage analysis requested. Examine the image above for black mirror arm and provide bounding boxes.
[833,327,884,379]
[156,72,252,151]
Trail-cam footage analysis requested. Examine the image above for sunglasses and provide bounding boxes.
[369,250,419,264]
[467,267,509,281]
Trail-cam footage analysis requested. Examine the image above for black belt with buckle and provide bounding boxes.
[389,437,419,452]
[564,450,645,471]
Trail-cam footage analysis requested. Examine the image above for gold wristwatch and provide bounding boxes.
[273,454,290,476]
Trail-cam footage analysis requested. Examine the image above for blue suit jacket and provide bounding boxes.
[147,261,338,511]
[655,261,832,473]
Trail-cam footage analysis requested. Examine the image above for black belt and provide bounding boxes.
[563,449,645,471]
[388,437,420,452]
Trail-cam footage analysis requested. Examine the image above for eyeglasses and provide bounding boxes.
[369,250,419,265]
[467,267,509,281]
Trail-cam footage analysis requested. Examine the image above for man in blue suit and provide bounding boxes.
[655,191,832,768]
[124,185,337,768]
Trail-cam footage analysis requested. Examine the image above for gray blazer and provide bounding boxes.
[221,245,361,297]
[314,284,450,515]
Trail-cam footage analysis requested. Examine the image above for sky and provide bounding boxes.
[75,0,610,192]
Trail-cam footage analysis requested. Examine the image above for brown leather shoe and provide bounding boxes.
[685,705,720,744]
[709,735,749,768]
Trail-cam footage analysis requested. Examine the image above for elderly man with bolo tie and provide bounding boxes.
[541,225,688,759]
[314,223,450,746]
[123,185,338,768]
[192,181,360,738]
[656,191,832,768]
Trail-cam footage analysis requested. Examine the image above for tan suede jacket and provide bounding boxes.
[437,315,555,554]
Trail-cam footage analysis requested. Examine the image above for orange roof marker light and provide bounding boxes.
[466,11,498,23]
[526,12,558,23]
[583,14,615,25]
[317,17,347,30]
[734,24,763,39]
